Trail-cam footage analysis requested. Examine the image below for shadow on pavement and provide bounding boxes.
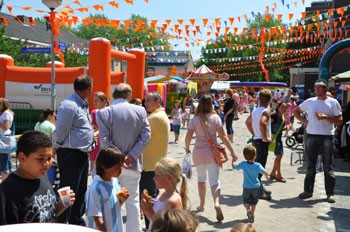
[269,197,324,209]
[221,194,242,207]
[196,215,245,231]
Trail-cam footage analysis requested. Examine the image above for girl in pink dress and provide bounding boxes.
[184,95,238,222]
[90,91,109,175]
[284,103,292,136]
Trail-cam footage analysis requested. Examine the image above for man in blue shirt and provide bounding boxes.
[52,75,94,225]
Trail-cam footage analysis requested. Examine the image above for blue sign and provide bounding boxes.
[58,42,66,51]
[21,47,51,54]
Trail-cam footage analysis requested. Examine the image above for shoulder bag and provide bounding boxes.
[199,118,228,168]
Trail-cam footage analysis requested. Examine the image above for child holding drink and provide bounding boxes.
[0,131,75,224]
[86,145,130,232]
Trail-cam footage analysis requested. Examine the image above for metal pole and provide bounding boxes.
[50,9,56,110]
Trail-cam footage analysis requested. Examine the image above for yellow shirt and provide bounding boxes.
[142,108,170,171]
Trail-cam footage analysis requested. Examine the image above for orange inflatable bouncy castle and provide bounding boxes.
[0,37,145,110]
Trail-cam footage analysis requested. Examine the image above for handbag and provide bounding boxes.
[268,115,285,152]
[182,154,192,179]
[0,135,16,153]
[199,118,228,168]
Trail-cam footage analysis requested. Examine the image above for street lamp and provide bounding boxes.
[42,0,62,110]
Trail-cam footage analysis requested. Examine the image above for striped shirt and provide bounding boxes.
[86,176,123,232]
[52,92,94,152]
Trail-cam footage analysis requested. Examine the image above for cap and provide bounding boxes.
[314,79,328,87]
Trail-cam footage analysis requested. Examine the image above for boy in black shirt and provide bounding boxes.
[0,131,75,224]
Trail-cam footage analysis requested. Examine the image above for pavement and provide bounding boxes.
[164,112,350,232]
[3,112,349,231]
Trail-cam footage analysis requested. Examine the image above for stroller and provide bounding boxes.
[285,125,304,148]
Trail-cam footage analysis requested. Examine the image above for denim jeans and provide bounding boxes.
[56,148,89,225]
[304,134,335,195]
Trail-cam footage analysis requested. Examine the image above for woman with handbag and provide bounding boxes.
[0,98,15,181]
[185,95,237,222]
[269,102,287,183]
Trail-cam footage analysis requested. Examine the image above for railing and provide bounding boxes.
[9,101,33,134]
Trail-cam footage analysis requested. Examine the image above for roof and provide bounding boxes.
[0,13,88,46]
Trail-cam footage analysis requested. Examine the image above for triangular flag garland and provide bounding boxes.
[2,0,350,76]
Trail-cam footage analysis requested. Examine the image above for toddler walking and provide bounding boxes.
[232,145,269,223]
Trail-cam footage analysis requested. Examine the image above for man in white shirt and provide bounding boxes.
[293,79,342,203]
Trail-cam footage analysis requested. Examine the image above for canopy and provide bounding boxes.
[144,75,184,84]
[330,70,350,83]
[187,64,230,94]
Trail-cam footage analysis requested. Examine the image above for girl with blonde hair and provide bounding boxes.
[141,157,188,230]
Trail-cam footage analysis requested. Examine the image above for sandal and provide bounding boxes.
[269,175,277,180]
[215,206,224,222]
[276,177,287,183]
[195,206,204,213]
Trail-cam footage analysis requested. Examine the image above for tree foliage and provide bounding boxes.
[199,14,291,82]
[70,14,170,49]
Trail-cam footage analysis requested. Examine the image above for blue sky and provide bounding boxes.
[2,0,314,59]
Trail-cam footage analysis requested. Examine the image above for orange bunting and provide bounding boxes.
[277,14,282,21]
[150,20,157,29]
[189,19,195,26]
[22,7,32,11]
[0,17,9,26]
[195,25,200,32]
[288,13,294,21]
[202,18,208,27]
[301,12,306,20]
[228,17,234,25]
[73,0,82,6]
[125,0,134,5]
[6,5,13,15]
[214,18,220,26]
[28,17,36,26]
[178,19,183,25]
[265,14,270,22]
[328,9,333,17]
[13,16,23,24]
[109,1,119,8]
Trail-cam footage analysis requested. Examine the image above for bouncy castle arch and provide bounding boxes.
[319,38,350,80]
[0,37,145,109]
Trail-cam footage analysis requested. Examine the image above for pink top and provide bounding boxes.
[188,114,223,166]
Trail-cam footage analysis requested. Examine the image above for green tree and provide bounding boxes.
[70,14,170,49]
[200,14,290,82]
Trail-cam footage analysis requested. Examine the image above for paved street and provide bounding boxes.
[166,113,350,232]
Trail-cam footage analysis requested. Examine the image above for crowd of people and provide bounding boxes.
[0,75,346,232]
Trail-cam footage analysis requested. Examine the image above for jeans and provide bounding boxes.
[119,168,142,232]
[253,139,269,180]
[56,148,89,225]
[140,171,158,229]
[304,134,335,195]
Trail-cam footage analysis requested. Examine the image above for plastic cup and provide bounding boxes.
[57,186,71,207]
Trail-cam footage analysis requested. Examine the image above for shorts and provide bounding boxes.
[173,125,180,134]
[243,187,260,205]
[0,153,12,174]
[274,137,284,156]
